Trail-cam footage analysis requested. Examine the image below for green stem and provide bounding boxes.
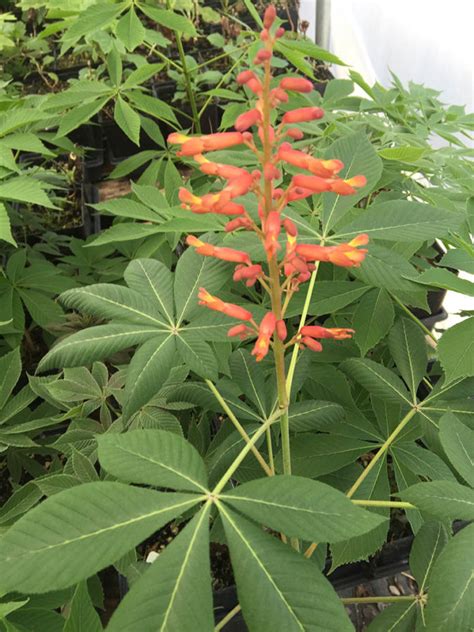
[285,261,321,395]
[205,380,273,477]
[346,407,418,499]
[390,293,437,343]
[342,595,417,605]
[352,499,416,509]
[214,604,242,631]
[212,415,277,495]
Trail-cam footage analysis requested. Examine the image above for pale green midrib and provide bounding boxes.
[218,503,304,631]
[336,220,446,240]
[176,258,206,327]
[401,320,417,399]
[420,526,442,592]
[357,361,412,405]
[238,350,266,418]
[136,260,175,327]
[221,495,345,518]
[111,444,208,493]
[1,497,200,563]
[46,328,162,356]
[65,288,169,328]
[159,505,210,631]
[125,334,173,414]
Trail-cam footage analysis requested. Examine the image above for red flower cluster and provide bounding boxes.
[168,5,369,362]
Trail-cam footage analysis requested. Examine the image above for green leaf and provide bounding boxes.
[366,602,418,632]
[174,245,228,324]
[439,249,474,275]
[287,281,369,318]
[123,334,176,420]
[63,2,125,44]
[114,96,141,146]
[87,222,165,246]
[176,331,218,381]
[341,358,412,404]
[330,458,390,569]
[399,480,474,521]
[122,63,164,89]
[56,97,110,138]
[127,91,178,123]
[64,581,102,632]
[0,177,55,208]
[107,506,213,632]
[59,284,168,328]
[288,400,345,432]
[0,599,29,620]
[229,349,270,418]
[222,475,385,543]
[337,200,462,242]
[439,413,474,486]
[219,506,353,631]
[116,7,145,51]
[164,159,182,205]
[379,146,427,162]
[124,259,175,324]
[0,202,15,246]
[279,434,372,477]
[139,6,197,36]
[404,267,474,296]
[98,429,208,493]
[409,521,449,591]
[438,317,474,384]
[424,524,474,631]
[107,47,122,87]
[353,288,394,356]
[92,198,161,222]
[388,317,427,397]
[321,131,383,234]
[0,347,21,409]
[38,324,160,371]
[0,483,201,594]
[391,443,456,482]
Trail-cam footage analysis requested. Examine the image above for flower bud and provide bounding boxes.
[237,70,255,85]
[276,319,287,341]
[235,108,262,132]
[275,26,285,38]
[263,5,277,28]
[224,217,253,232]
[255,49,272,64]
[286,127,304,140]
[227,324,252,339]
[279,77,313,93]
[301,336,323,352]
[282,107,324,124]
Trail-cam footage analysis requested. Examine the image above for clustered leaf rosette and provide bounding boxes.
[168,5,369,362]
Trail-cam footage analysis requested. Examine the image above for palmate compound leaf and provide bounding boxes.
[0,482,202,594]
[218,504,353,632]
[221,475,386,543]
[98,429,209,493]
[424,524,474,631]
[107,505,213,632]
[341,358,412,404]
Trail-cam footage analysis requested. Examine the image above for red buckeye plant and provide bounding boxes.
[168,5,368,481]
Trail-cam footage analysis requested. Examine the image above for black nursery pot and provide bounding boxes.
[70,123,104,183]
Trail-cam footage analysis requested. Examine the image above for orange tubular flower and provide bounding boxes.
[296,234,369,267]
[300,325,355,340]
[187,235,251,265]
[291,174,332,193]
[282,107,324,124]
[329,175,367,195]
[286,128,304,140]
[278,143,344,178]
[279,77,313,93]
[198,288,253,321]
[168,132,244,156]
[179,189,245,216]
[252,312,277,361]
[199,162,247,180]
[235,109,262,131]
